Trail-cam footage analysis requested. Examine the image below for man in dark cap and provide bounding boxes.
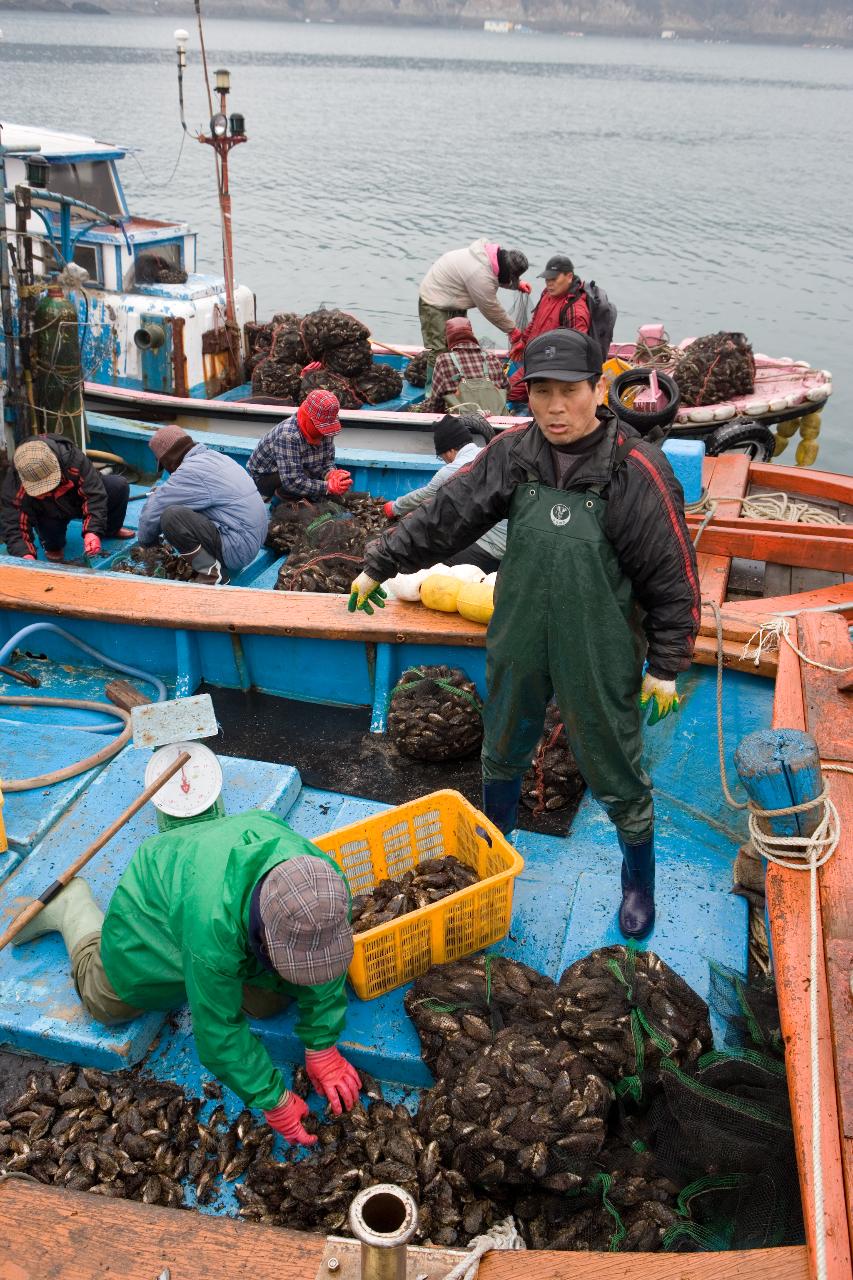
[421,318,508,415]
[383,414,506,574]
[351,330,700,941]
[507,255,591,404]
[418,239,530,382]
[137,425,267,585]
[14,809,360,1144]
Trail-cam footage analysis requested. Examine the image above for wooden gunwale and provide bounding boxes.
[766,612,853,1278]
[0,1179,812,1279]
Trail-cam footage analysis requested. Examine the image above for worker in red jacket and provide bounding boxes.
[508,255,590,404]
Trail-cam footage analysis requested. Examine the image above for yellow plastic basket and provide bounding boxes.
[314,790,524,1001]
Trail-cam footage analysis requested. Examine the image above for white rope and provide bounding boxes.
[688,492,845,532]
[740,615,853,674]
[442,1215,525,1280]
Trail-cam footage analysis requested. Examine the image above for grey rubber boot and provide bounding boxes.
[13,878,104,953]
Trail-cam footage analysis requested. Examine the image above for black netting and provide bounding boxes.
[298,367,363,408]
[386,665,483,762]
[707,961,784,1059]
[521,703,585,815]
[354,362,404,405]
[251,357,302,402]
[324,340,374,378]
[300,309,371,358]
[112,543,194,580]
[271,493,389,593]
[404,349,429,387]
[673,332,755,407]
[270,319,308,368]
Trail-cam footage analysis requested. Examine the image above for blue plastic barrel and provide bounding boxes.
[662,438,705,505]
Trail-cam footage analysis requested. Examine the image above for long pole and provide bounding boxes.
[0,750,190,952]
[0,125,21,443]
[217,113,237,331]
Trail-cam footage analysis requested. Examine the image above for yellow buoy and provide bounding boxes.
[772,433,790,457]
[798,411,822,436]
[775,417,800,440]
[420,574,462,613]
[456,580,495,626]
[795,438,819,467]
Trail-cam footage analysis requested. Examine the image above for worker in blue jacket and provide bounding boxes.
[137,426,268,585]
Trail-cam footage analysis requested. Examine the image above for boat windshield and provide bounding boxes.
[43,160,122,216]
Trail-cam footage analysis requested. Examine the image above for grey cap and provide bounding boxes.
[260,856,353,987]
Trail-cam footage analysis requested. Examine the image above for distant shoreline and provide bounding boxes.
[1,1,851,49]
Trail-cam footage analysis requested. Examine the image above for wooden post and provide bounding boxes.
[733,728,823,840]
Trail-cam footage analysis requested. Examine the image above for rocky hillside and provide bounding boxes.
[5,0,852,43]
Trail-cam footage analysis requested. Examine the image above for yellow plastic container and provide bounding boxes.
[314,790,524,1000]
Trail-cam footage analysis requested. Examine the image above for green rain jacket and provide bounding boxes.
[99,810,350,1111]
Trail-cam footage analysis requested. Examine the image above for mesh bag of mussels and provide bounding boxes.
[554,945,713,1097]
[299,367,364,409]
[270,314,308,367]
[387,665,484,762]
[273,495,390,593]
[251,357,303,402]
[300,308,371,357]
[113,544,194,581]
[354,362,404,405]
[324,339,374,378]
[673,332,756,407]
[521,703,585,815]
[404,349,429,388]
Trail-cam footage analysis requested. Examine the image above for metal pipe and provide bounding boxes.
[348,1184,418,1280]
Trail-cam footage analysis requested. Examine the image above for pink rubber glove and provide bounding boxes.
[517,281,531,294]
[305,1047,361,1116]
[263,1090,317,1146]
[83,533,102,557]
[22,553,36,560]
[326,469,353,497]
[383,501,396,519]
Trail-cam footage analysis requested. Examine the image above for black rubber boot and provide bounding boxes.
[482,778,522,836]
[618,834,656,940]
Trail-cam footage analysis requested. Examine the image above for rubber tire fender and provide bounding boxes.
[609,367,681,432]
[704,419,775,462]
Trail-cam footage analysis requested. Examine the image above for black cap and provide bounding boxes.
[538,254,574,279]
[433,414,474,455]
[523,330,603,383]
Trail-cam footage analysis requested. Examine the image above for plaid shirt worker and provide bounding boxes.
[424,340,508,412]
[246,415,336,500]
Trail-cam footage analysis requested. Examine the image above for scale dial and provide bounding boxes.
[145,741,223,818]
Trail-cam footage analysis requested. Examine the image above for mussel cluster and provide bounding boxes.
[521,702,584,815]
[403,349,429,388]
[350,855,480,936]
[0,1065,271,1207]
[270,492,390,594]
[112,543,194,581]
[247,309,403,407]
[673,331,755,407]
[387,665,484,762]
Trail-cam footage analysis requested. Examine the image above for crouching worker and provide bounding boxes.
[351,330,700,940]
[246,389,352,503]
[14,810,361,1145]
[1,435,133,561]
[137,425,267,585]
[383,414,506,575]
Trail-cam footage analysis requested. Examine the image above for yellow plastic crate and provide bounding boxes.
[314,790,524,1001]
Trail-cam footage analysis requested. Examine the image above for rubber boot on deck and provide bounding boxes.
[618,834,655,940]
[482,778,522,836]
[13,878,105,953]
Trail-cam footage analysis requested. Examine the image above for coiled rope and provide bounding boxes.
[710,599,851,1280]
[689,491,845,551]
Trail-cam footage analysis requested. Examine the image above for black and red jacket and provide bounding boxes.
[365,408,701,680]
[1,435,108,557]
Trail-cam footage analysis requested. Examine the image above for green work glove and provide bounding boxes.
[640,674,679,725]
[348,572,387,615]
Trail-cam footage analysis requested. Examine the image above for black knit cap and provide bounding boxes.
[497,247,529,287]
[433,415,474,455]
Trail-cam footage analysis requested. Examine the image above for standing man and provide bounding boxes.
[1,435,133,561]
[422,318,508,415]
[14,809,361,1145]
[418,239,530,381]
[350,331,700,940]
[137,425,267,585]
[246,389,352,502]
[507,255,590,404]
[384,414,506,574]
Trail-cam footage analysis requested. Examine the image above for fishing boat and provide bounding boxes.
[0,121,833,463]
[0,557,850,1277]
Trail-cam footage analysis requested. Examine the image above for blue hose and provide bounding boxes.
[0,622,167,708]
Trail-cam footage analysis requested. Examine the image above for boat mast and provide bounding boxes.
[0,123,40,447]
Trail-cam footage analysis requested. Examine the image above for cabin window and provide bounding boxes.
[43,161,122,216]
[72,242,102,284]
[132,243,187,287]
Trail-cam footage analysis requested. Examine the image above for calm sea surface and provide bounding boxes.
[1,14,851,471]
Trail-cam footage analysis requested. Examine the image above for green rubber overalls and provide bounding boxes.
[482,478,654,844]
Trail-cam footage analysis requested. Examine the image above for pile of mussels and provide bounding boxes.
[350,855,480,936]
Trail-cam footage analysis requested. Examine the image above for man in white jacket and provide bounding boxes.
[382,415,506,574]
[418,239,529,381]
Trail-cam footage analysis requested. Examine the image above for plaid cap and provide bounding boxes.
[15,439,62,497]
[260,855,353,987]
[301,389,341,436]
